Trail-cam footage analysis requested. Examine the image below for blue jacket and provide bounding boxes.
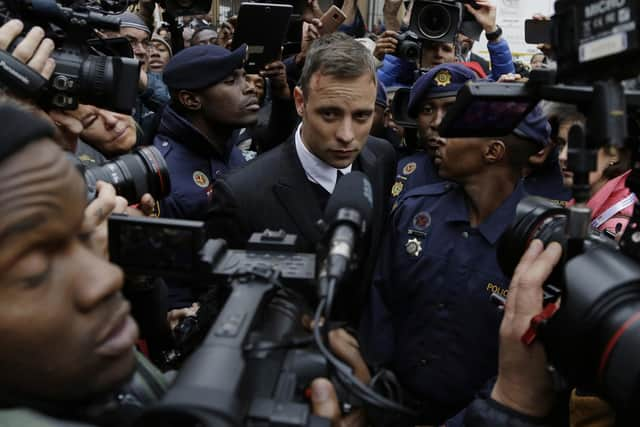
[153,106,247,220]
[377,38,516,88]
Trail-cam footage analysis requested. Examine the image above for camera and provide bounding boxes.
[497,196,640,417]
[395,31,420,62]
[409,0,481,43]
[0,0,141,113]
[71,146,171,205]
[552,0,640,83]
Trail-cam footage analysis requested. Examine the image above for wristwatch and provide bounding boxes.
[485,25,503,42]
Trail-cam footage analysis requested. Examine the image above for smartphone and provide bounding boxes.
[319,5,346,35]
[525,19,552,45]
[231,3,293,73]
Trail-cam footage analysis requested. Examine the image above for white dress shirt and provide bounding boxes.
[294,123,352,194]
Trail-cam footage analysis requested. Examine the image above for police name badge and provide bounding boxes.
[391,181,404,197]
[434,69,452,87]
[405,238,423,257]
[192,171,210,188]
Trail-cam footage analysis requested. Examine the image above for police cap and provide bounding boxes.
[513,105,552,147]
[163,44,247,90]
[408,63,477,117]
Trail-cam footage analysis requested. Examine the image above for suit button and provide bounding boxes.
[437,303,447,310]
[162,141,168,147]
[420,358,429,366]
[462,231,469,239]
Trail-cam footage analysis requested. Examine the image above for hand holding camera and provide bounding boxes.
[464,0,497,34]
[373,30,399,61]
[0,19,56,84]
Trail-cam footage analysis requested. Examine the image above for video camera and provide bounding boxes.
[435,0,640,418]
[408,0,482,43]
[0,0,140,113]
[108,172,419,426]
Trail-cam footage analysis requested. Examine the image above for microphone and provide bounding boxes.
[318,171,374,308]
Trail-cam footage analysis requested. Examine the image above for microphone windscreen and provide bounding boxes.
[324,171,374,224]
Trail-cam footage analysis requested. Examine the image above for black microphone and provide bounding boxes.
[318,171,374,307]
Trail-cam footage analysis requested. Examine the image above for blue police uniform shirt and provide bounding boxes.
[154,105,247,220]
[362,181,527,423]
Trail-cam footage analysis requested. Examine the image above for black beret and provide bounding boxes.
[0,103,54,164]
[163,44,247,90]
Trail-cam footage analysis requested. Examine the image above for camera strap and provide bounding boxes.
[591,193,637,229]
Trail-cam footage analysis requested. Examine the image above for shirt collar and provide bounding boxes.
[294,123,352,194]
[444,181,527,244]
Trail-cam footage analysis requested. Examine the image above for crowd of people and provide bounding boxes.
[0,0,633,425]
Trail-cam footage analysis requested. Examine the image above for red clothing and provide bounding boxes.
[587,170,635,235]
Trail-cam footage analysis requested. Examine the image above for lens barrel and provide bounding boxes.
[82,146,171,204]
[418,3,452,40]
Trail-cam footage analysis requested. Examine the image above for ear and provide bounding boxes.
[178,90,201,111]
[293,86,305,118]
[485,139,506,163]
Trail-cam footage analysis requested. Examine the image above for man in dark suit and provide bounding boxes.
[207,34,396,324]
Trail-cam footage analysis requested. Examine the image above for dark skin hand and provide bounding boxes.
[261,60,290,99]
[296,19,322,65]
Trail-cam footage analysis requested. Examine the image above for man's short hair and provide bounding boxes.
[299,33,377,97]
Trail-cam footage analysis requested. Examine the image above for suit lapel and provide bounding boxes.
[273,138,324,246]
[358,140,384,239]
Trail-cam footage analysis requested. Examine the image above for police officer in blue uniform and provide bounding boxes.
[361,107,552,424]
[154,44,259,220]
[390,63,477,206]
[390,63,571,207]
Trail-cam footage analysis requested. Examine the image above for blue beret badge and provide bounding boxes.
[434,69,453,87]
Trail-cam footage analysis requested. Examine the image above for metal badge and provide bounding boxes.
[412,212,431,230]
[391,181,404,197]
[405,237,423,257]
[192,170,210,188]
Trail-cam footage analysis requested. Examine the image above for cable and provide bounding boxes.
[312,299,418,419]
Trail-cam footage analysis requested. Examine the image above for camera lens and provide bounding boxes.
[418,3,452,40]
[497,196,568,278]
[81,146,171,204]
[79,56,140,114]
[397,40,420,62]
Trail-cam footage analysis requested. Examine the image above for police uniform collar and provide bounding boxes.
[443,181,527,244]
[159,106,231,160]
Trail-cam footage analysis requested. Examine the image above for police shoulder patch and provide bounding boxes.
[192,170,210,188]
[402,162,417,175]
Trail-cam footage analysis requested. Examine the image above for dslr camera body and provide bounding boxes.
[409,0,482,43]
[0,0,140,113]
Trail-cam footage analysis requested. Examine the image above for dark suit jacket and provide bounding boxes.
[206,135,397,323]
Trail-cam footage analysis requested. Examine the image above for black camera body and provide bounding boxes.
[409,0,481,43]
[395,31,420,62]
[0,0,141,113]
[553,0,640,83]
[498,196,640,417]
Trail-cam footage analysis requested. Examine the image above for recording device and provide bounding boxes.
[395,31,420,62]
[120,176,417,426]
[0,0,141,113]
[524,19,552,45]
[317,171,373,314]
[319,4,346,35]
[231,3,292,74]
[496,196,640,418]
[409,0,482,43]
[72,146,171,205]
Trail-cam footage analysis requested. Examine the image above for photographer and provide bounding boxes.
[376,0,515,87]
